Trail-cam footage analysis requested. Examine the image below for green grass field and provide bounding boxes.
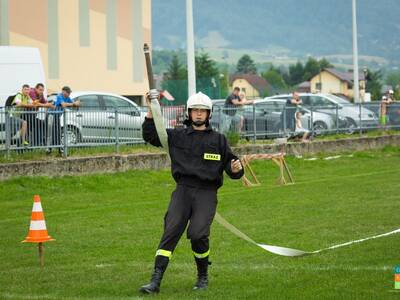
[1,147,400,299]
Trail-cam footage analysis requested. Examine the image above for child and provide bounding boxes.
[295,111,311,142]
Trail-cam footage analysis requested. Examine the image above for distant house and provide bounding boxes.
[310,68,366,100]
[229,74,271,99]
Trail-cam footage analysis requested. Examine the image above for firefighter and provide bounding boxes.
[139,91,244,294]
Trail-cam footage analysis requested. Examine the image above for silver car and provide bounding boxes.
[268,93,378,133]
[257,98,348,135]
[49,91,146,144]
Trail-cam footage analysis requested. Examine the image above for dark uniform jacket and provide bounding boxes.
[224,93,240,116]
[142,118,244,190]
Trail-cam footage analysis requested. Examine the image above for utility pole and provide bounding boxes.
[352,0,360,103]
[186,0,196,96]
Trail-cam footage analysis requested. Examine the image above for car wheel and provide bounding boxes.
[313,121,328,135]
[346,119,357,134]
[61,126,81,145]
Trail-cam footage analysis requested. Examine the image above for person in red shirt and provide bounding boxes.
[29,83,47,104]
[28,83,52,146]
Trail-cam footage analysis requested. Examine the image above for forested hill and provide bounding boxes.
[152,0,400,66]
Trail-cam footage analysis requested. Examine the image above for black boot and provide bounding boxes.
[193,257,210,290]
[139,256,169,294]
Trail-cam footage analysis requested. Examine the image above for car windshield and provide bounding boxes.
[325,94,351,104]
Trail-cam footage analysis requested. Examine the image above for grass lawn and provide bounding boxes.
[1,147,400,299]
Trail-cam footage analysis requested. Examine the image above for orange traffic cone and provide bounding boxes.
[22,195,54,266]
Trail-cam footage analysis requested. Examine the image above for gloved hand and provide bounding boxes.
[149,89,160,101]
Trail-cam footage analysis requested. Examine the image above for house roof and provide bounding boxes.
[297,81,310,88]
[323,68,365,83]
[230,73,270,93]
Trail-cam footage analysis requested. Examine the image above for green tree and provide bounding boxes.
[386,71,400,89]
[286,58,333,86]
[219,66,229,99]
[319,58,334,70]
[236,54,257,74]
[288,61,304,85]
[152,49,187,75]
[163,54,186,80]
[195,53,219,79]
[365,69,383,100]
[162,55,187,104]
[261,66,287,93]
[303,57,320,81]
[195,52,220,99]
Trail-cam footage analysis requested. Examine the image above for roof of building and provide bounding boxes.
[322,68,365,83]
[230,73,270,93]
[297,81,311,88]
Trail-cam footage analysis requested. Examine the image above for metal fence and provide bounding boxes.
[0,105,185,157]
[1,102,399,157]
[212,102,400,140]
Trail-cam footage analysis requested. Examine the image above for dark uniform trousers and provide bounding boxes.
[158,184,217,257]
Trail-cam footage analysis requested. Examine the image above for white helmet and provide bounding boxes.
[186,92,213,119]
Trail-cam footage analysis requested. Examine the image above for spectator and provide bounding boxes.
[237,92,254,132]
[295,111,311,142]
[47,86,79,155]
[29,83,47,104]
[387,89,395,101]
[29,83,52,146]
[380,95,392,129]
[223,87,253,133]
[239,92,254,105]
[386,89,399,126]
[224,87,240,115]
[285,92,302,133]
[11,84,34,146]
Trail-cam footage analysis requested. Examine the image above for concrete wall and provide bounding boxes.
[1,135,400,180]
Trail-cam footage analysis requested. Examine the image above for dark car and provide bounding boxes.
[210,100,282,138]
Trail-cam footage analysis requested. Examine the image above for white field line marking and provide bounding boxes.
[324,155,342,160]
[95,263,113,268]
[304,154,354,161]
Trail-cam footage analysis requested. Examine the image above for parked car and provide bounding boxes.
[210,100,282,138]
[256,99,349,135]
[48,91,146,144]
[267,93,379,133]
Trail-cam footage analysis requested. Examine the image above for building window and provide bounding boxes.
[315,83,322,91]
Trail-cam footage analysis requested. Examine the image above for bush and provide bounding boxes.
[226,131,240,146]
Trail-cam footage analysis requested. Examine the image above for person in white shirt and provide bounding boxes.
[295,111,311,142]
